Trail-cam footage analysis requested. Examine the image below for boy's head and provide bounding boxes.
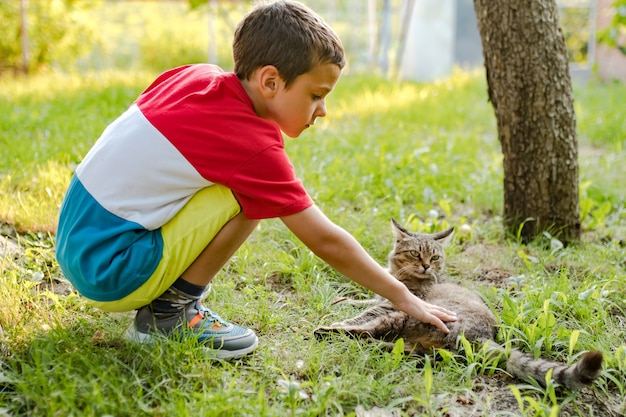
[233,0,346,88]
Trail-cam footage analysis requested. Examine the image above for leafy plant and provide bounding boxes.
[0,1,98,74]
[597,0,626,55]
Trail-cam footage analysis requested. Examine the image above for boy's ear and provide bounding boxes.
[258,65,281,98]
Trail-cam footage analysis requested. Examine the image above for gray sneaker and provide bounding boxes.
[126,301,258,360]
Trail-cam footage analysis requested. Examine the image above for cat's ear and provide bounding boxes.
[433,227,454,247]
[391,218,411,239]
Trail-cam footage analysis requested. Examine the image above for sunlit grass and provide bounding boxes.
[0,69,156,173]
[0,161,71,233]
[574,80,626,150]
[331,68,489,120]
[0,69,155,102]
[0,68,625,416]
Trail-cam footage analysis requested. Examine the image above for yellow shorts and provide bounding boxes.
[90,184,240,312]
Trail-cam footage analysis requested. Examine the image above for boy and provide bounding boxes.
[55,0,456,360]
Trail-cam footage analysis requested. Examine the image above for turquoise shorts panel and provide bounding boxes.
[90,184,240,312]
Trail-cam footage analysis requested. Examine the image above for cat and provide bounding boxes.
[314,219,603,391]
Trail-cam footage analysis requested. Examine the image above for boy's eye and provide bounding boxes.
[312,94,322,100]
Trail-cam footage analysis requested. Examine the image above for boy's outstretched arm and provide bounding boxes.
[281,205,457,334]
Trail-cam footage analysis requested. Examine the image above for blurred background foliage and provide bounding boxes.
[597,0,626,54]
[0,0,98,73]
[0,0,623,77]
[1,0,229,75]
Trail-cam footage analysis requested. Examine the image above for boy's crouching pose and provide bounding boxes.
[55,0,456,359]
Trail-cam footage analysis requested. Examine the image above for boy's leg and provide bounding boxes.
[121,185,260,359]
[132,212,260,359]
[181,211,259,287]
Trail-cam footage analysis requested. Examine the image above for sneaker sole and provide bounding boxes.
[124,325,259,360]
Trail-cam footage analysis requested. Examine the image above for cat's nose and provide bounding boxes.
[423,264,430,270]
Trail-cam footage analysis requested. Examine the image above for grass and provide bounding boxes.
[1,1,626,411]
[1,68,624,416]
[0,70,155,233]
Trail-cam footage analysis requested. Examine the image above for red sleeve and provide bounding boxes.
[227,145,313,219]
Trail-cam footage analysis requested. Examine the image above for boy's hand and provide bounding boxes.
[281,206,457,334]
[391,293,457,334]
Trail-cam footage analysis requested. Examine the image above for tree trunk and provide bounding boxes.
[473,0,581,243]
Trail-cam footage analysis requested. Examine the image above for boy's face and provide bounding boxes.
[266,63,341,138]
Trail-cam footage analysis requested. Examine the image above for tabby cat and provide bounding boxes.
[314,219,603,391]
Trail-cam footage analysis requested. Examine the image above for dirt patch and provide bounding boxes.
[264,271,296,293]
[1,232,75,299]
[438,374,519,416]
[434,374,622,417]
[448,243,519,288]
[0,235,21,260]
[36,278,76,297]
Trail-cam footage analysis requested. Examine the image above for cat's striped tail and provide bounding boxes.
[485,341,603,390]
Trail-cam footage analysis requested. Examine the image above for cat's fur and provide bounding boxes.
[314,219,603,391]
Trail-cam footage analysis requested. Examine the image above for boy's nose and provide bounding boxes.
[316,101,327,118]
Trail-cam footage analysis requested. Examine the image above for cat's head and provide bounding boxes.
[387,218,454,283]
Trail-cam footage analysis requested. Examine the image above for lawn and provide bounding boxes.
[0,66,624,416]
[1,2,625,415]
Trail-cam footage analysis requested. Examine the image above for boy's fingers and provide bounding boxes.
[427,305,457,334]
[433,306,457,322]
[393,295,457,334]
[430,316,451,334]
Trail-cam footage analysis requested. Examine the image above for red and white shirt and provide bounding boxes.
[56,64,312,301]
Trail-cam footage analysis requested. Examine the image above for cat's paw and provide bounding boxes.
[331,296,348,305]
[312,325,342,339]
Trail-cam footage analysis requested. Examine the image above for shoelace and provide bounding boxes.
[191,302,230,329]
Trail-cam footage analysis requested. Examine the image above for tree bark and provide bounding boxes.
[473,0,581,243]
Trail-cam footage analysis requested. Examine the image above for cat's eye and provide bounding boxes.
[431,255,440,261]
[409,250,421,258]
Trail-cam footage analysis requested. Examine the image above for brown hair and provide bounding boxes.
[233,0,345,88]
